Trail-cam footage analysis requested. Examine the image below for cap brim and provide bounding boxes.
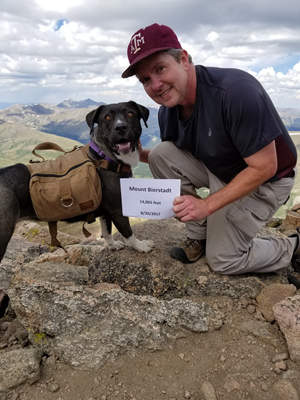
[121,46,173,78]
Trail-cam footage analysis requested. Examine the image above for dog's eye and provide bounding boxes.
[105,115,111,120]
[128,112,133,117]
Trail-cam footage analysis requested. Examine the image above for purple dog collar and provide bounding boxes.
[89,140,114,162]
[89,140,132,177]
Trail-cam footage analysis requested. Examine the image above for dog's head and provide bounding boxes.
[86,101,149,158]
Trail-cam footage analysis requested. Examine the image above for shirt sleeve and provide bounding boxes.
[223,76,283,158]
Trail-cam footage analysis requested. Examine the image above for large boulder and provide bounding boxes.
[8,261,223,370]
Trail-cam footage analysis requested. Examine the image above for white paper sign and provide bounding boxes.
[120,179,181,219]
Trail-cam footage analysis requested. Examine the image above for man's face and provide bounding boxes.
[135,51,190,108]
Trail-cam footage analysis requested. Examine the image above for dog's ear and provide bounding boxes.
[128,101,149,128]
[86,106,104,134]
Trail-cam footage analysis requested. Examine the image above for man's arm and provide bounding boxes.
[173,141,278,222]
[138,141,151,163]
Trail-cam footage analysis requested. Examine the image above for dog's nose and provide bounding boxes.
[115,122,128,134]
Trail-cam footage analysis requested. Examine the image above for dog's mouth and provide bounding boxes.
[113,139,135,154]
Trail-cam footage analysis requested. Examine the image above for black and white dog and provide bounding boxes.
[0,101,154,262]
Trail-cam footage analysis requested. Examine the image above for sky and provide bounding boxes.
[1,0,300,110]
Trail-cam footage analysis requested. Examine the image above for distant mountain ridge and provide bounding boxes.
[0,99,299,175]
[277,108,300,131]
[0,99,160,148]
[56,98,104,109]
[0,99,159,177]
[0,121,83,168]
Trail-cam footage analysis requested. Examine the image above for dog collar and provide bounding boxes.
[89,140,114,161]
[89,140,132,176]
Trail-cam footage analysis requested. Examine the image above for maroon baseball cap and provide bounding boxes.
[121,23,182,78]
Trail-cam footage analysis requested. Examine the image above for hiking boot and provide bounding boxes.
[287,257,300,289]
[279,228,300,288]
[170,238,206,263]
[289,227,300,254]
[288,227,300,273]
[290,254,300,274]
[288,274,300,289]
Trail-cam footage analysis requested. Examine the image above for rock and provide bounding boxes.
[2,217,299,391]
[256,284,297,322]
[0,259,22,292]
[0,318,28,347]
[14,220,81,248]
[10,393,20,400]
[12,261,90,286]
[253,307,266,321]
[272,353,289,363]
[282,369,300,381]
[284,210,300,231]
[2,234,49,264]
[201,381,217,400]
[1,234,50,290]
[0,347,42,392]
[275,361,287,370]
[246,304,256,314]
[89,219,275,299]
[34,243,105,266]
[8,260,223,370]
[223,378,240,392]
[292,195,300,210]
[273,295,300,363]
[47,381,60,393]
[239,320,282,347]
[273,380,299,400]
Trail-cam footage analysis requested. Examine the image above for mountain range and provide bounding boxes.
[0,99,299,176]
[0,99,160,145]
[0,99,160,176]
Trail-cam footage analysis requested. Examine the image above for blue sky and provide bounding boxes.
[1,0,300,109]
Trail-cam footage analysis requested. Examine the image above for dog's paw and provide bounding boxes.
[136,239,155,253]
[108,239,125,251]
[124,235,154,253]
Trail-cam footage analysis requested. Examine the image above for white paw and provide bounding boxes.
[135,239,155,253]
[108,239,125,251]
[124,235,154,253]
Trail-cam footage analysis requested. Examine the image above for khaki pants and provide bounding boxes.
[148,141,296,275]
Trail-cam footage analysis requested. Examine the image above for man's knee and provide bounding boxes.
[148,142,177,179]
[206,249,240,275]
[148,141,174,166]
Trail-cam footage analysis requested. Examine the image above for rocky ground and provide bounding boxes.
[1,218,300,400]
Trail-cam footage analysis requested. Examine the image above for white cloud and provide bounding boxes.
[248,63,300,106]
[206,31,220,43]
[36,0,84,12]
[0,0,299,109]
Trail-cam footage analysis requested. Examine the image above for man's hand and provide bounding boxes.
[173,195,210,222]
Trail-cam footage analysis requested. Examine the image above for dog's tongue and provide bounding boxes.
[117,142,131,151]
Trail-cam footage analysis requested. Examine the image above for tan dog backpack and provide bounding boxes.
[27,142,102,248]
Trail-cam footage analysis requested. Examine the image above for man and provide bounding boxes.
[122,23,300,277]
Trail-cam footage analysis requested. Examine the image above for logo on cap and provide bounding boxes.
[130,32,145,55]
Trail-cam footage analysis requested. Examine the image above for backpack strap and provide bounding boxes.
[48,213,96,252]
[29,142,79,163]
[82,213,96,238]
[48,221,67,252]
